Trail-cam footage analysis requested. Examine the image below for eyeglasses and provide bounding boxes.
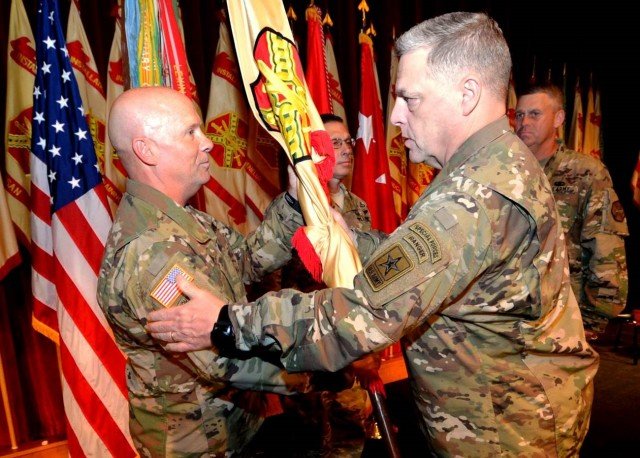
[331,137,356,149]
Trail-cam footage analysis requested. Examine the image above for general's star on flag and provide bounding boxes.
[357,113,373,151]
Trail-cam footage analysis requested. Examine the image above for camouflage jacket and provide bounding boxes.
[542,145,628,332]
[97,180,309,457]
[228,118,599,457]
[332,183,372,232]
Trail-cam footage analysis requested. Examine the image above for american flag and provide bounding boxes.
[150,264,193,307]
[30,0,135,455]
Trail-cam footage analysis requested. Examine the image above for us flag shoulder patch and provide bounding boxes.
[150,264,194,308]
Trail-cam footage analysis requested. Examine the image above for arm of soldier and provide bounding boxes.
[226,192,305,283]
[228,200,490,373]
[136,247,313,394]
[581,173,629,320]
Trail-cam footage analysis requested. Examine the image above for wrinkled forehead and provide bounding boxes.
[516,92,557,111]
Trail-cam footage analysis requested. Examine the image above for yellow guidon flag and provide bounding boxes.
[226,0,361,288]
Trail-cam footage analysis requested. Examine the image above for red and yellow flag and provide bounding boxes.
[632,152,640,209]
[204,19,281,235]
[325,28,347,127]
[583,83,602,159]
[4,0,34,246]
[304,4,331,115]
[67,0,113,209]
[227,0,360,287]
[385,46,408,221]
[507,73,517,131]
[0,169,21,280]
[103,12,127,214]
[568,80,584,152]
[352,33,398,233]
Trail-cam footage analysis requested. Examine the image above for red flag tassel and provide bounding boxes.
[292,227,323,282]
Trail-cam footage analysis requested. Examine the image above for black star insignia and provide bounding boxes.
[380,254,401,275]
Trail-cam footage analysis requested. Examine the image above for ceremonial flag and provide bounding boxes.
[227,0,361,287]
[385,46,408,221]
[103,12,126,214]
[583,83,602,158]
[304,4,331,114]
[4,0,34,246]
[0,169,20,280]
[30,1,135,455]
[507,73,517,131]
[568,79,584,152]
[352,32,398,233]
[325,28,347,126]
[632,151,640,209]
[204,19,281,235]
[66,0,115,209]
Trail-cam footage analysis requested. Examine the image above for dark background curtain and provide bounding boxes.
[1,0,638,449]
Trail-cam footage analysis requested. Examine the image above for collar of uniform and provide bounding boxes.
[124,179,211,243]
[443,116,511,174]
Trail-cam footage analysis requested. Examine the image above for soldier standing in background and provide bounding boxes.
[516,83,628,339]
[148,12,599,456]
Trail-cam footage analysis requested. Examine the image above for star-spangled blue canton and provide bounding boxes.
[31,0,101,212]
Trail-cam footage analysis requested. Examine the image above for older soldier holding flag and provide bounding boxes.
[148,12,598,456]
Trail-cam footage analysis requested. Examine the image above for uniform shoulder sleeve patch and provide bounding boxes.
[611,200,625,223]
[364,244,414,291]
[150,263,194,308]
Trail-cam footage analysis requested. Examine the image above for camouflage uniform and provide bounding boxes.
[97,180,310,457]
[541,145,628,332]
[280,184,375,455]
[227,118,599,456]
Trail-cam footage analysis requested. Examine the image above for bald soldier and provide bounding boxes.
[147,13,599,456]
[97,87,313,456]
[516,83,628,337]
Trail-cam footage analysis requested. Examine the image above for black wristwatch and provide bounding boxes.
[210,304,236,353]
[284,191,302,214]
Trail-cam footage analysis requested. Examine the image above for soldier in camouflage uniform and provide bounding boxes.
[516,83,628,335]
[97,87,312,457]
[148,13,599,456]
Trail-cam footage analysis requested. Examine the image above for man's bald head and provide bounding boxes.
[108,87,194,176]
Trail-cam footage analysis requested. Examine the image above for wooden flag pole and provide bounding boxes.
[0,353,18,449]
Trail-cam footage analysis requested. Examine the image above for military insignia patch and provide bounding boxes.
[408,222,442,263]
[611,201,625,222]
[150,264,194,308]
[364,244,414,291]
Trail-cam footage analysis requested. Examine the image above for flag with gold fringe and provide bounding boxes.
[227,0,361,287]
[103,7,127,214]
[0,169,20,280]
[304,4,331,115]
[204,17,281,235]
[385,45,408,221]
[324,21,347,126]
[583,82,602,159]
[568,79,584,152]
[4,0,34,247]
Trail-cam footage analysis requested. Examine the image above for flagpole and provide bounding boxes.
[0,353,18,450]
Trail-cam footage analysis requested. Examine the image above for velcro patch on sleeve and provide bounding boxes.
[150,263,194,308]
[364,244,414,291]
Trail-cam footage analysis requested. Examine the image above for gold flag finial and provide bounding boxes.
[287,4,297,22]
[323,10,334,27]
